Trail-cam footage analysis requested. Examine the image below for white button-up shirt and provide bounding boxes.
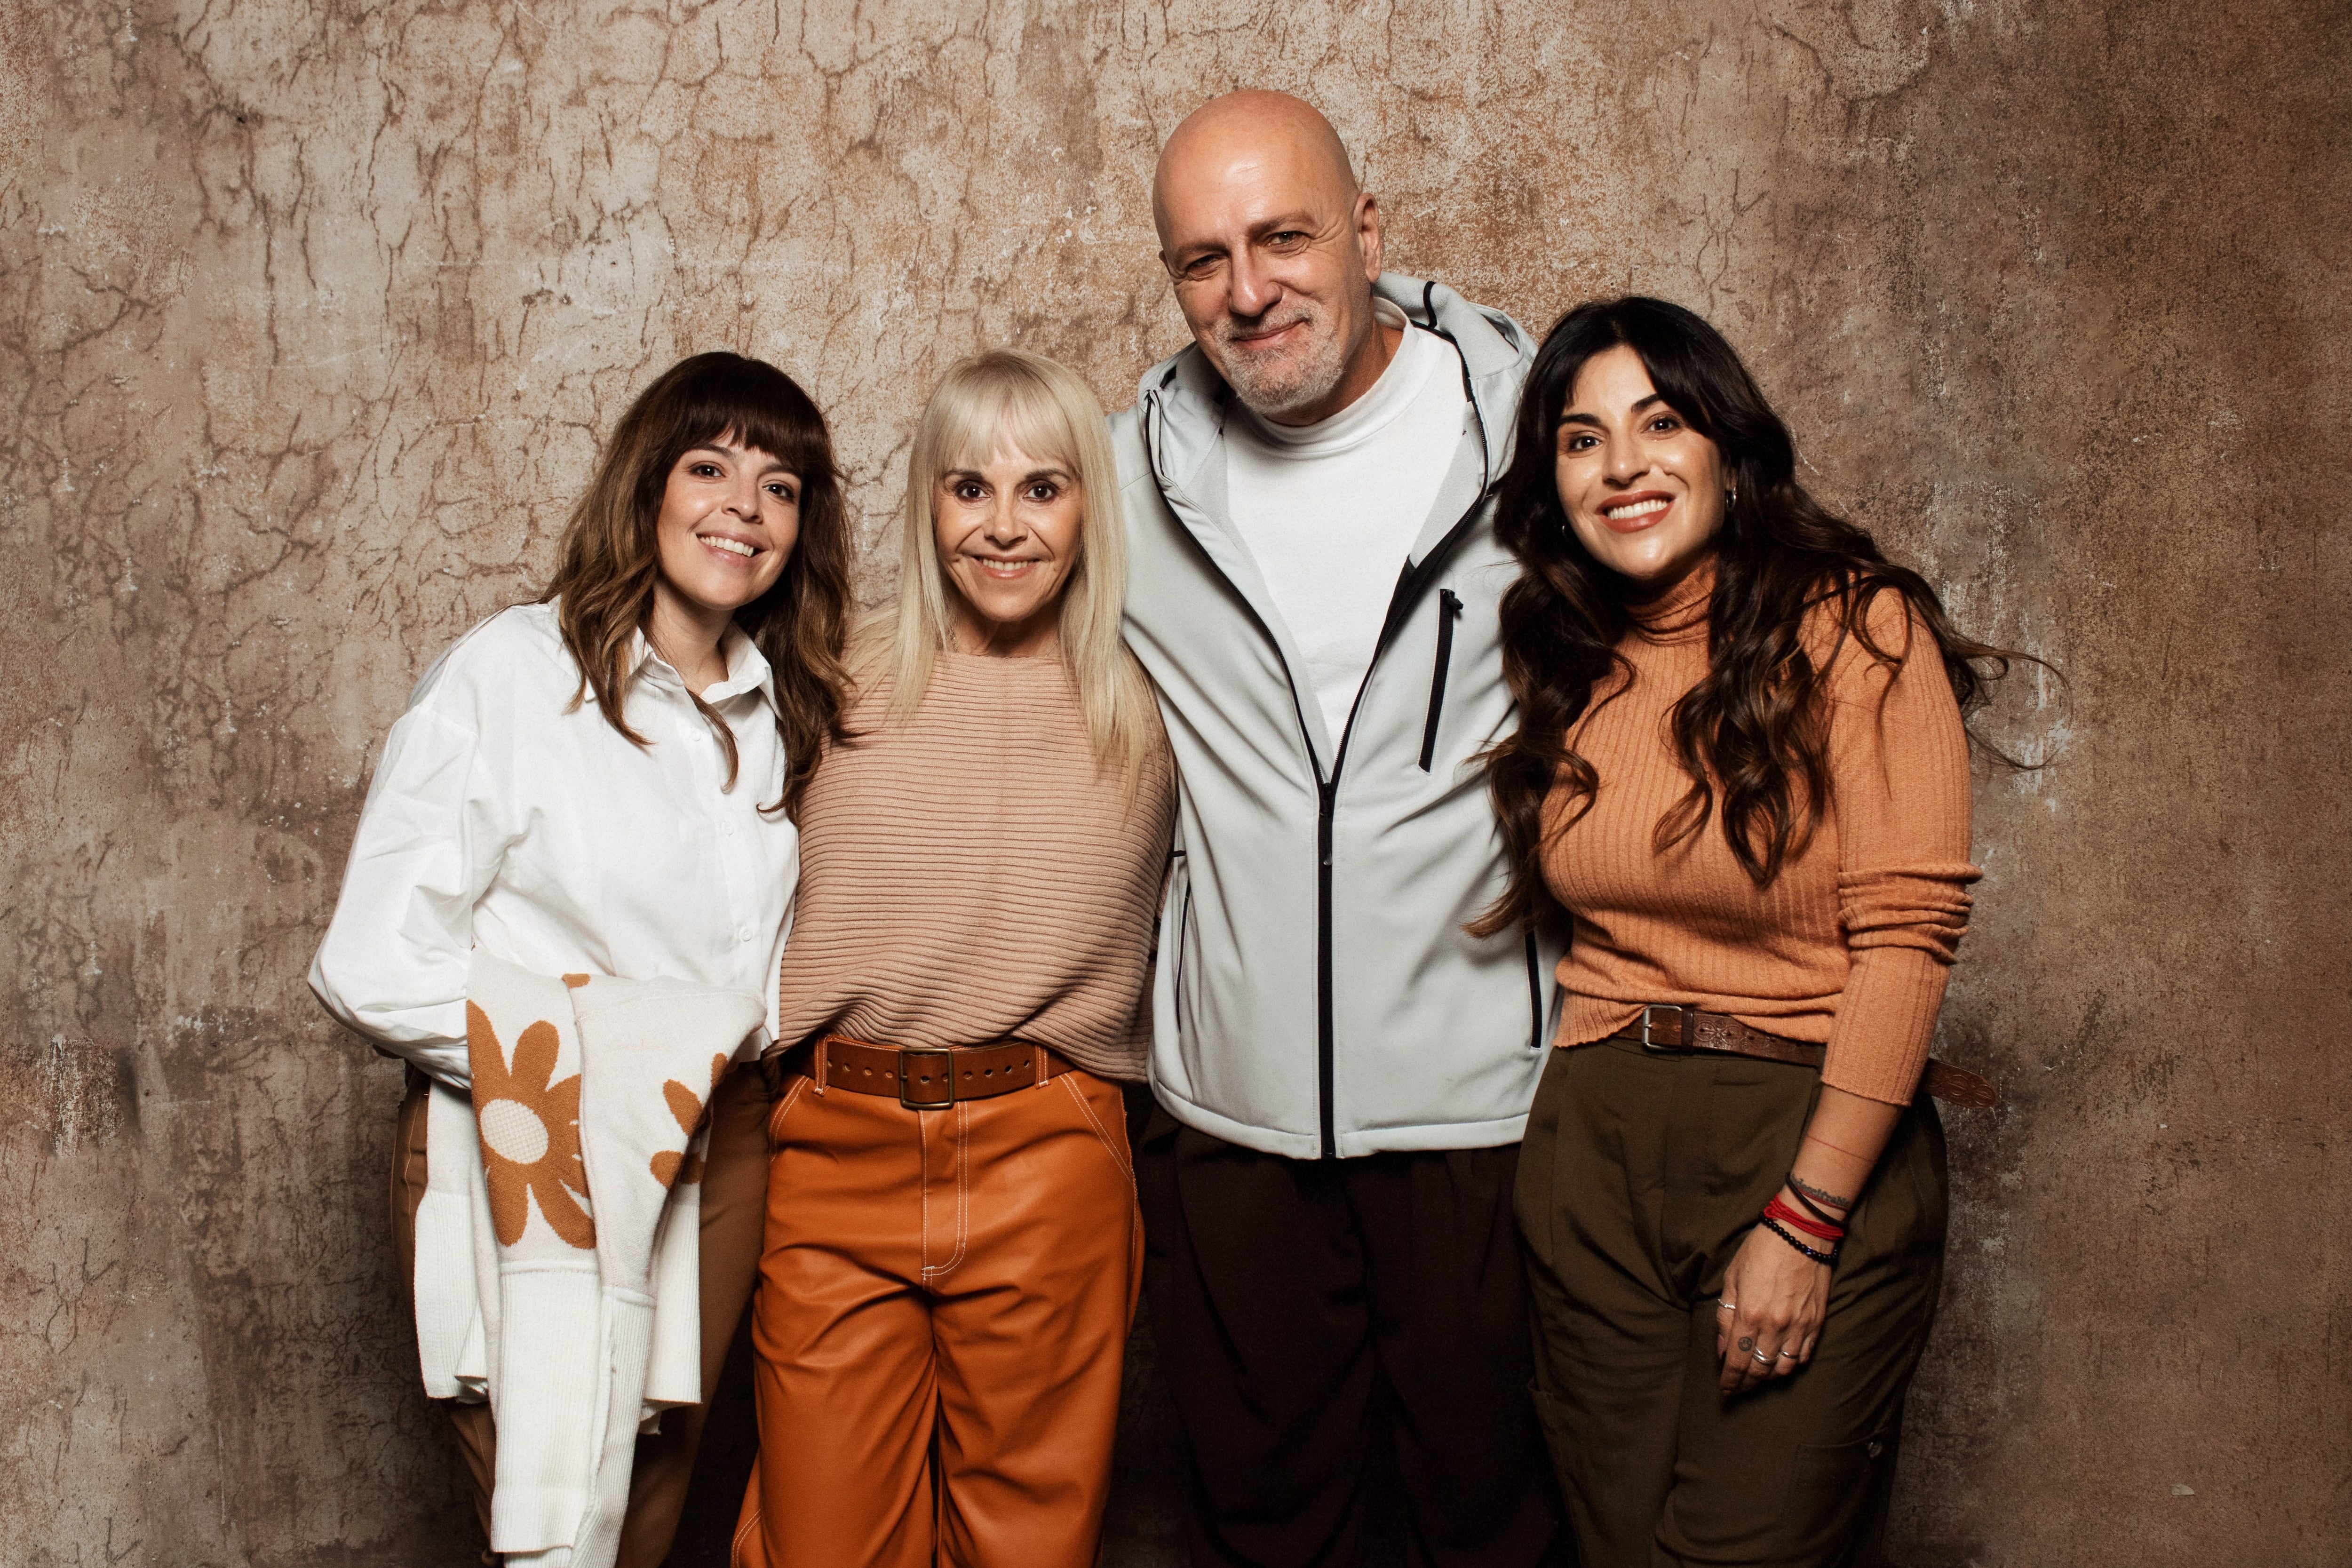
[309,602,799,1087]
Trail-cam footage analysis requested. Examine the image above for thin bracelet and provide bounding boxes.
[1801,1131,1873,1166]
[1759,1214,1838,1265]
[1784,1181,1847,1228]
[1788,1171,1854,1213]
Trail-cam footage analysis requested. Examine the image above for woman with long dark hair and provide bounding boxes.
[1480,297,2013,1564]
[311,352,854,1564]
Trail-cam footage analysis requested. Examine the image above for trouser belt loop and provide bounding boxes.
[813,1036,830,1096]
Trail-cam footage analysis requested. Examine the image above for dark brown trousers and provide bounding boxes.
[1136,1106,1563,1568]
[1517,1040,1947,1568]
[391,1061,772,1566]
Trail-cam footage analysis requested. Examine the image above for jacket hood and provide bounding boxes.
[1135,272,1536,502]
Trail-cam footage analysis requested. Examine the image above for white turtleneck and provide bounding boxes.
[1223,300,1469,745]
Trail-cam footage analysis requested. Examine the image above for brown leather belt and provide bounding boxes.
[766,1034,1077,1109]
[1605,1004,1999,1110]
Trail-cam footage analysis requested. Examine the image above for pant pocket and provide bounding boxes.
[1525,1377,1579,1493]
[1774,1417,1899,1565]
[1057,1070,1136,1180]
[763,1075,808,1145]
[1514,1048,1569,1265]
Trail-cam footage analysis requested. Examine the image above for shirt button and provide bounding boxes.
[738,925,755,943]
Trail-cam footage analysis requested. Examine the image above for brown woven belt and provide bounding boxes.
[1605,1003,1999,1110]
[765,1033,1077,1109]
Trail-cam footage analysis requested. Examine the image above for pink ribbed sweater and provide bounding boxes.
[772,652,1174,1082]
[1541,560,1979,1105]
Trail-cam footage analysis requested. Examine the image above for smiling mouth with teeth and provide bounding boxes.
[700,534,759,557]
[1603,499,1671,521]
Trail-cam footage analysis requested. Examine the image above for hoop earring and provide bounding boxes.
[1726,486,1739,509]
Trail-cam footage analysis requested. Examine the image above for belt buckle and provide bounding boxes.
[1638,1004,1690,1053]
[896,1046,957,1110]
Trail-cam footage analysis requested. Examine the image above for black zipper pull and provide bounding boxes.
[1418,589,1464,772]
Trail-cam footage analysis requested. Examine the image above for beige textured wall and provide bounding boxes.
[3,1,2345,1563]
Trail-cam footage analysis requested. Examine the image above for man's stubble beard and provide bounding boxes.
[1215,301,1356,422]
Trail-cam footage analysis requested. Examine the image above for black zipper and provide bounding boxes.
[1417,589,1462,772]
[1316,777,1338,1154]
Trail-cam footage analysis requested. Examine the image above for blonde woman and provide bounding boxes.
[732,350,1173,1568]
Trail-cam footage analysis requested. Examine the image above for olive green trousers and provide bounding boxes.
[1516,1038,1947,1568]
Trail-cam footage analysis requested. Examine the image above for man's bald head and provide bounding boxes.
[1150,91,1393,425]
[1152,91,1359,246]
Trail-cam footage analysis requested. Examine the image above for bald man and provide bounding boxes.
[1111,93,1565,1567]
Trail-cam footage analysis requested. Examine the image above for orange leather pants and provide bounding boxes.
[732,1055,1141,1568]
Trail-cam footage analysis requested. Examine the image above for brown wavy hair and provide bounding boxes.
[1475,297,2030,936]
[538,352,853,819]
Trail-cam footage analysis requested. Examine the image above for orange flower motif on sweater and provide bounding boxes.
[650,1054,730,1190]
[466,1001,596,1249]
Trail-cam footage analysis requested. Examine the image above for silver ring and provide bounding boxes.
[1716,1298,1737,1313]
[1750,1347,1773,1364]
[1778,1349,1798,1359]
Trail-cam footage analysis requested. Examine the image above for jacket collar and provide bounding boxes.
[1131,275,1533,776]
[1136,271,1534,513]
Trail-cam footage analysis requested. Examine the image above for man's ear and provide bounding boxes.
[1354,192,1384,281]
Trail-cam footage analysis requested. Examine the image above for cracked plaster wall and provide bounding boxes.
[2,1,2345,1564]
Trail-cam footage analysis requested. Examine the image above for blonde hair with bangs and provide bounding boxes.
[856,349,1161,797]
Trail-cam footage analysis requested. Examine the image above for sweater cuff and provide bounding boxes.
[1820,944,1954,1106]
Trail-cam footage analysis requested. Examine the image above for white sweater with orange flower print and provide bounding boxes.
[424,956,762,1568]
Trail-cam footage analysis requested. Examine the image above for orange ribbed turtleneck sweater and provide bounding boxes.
[772,652,1175,1082]
[1540,559,1979,1105]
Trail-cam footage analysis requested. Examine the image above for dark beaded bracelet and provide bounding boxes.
[1760,1214,1839,1265]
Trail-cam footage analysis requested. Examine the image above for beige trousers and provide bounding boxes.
[391,1061,772,1566]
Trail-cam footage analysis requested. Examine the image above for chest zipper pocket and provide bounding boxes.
[1166,850,1192,1037]
[1417,589,1463,772]
[1525,930,1546,1051]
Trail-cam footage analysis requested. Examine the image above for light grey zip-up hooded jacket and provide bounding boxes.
[1113,273,1566,1160]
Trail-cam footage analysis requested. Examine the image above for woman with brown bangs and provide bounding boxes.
[311,351,854,1565]
[1478,298,2022,1565]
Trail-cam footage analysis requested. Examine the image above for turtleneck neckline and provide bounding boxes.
[1624,555,1716,644]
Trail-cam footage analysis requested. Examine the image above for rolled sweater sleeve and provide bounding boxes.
[1819,593,1980,1105]
[308,653,515,1088]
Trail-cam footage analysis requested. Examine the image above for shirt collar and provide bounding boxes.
[629,624,780,714]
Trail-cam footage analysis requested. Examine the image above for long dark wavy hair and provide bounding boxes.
[1474,297,2026,936]
[539,351,855,820]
